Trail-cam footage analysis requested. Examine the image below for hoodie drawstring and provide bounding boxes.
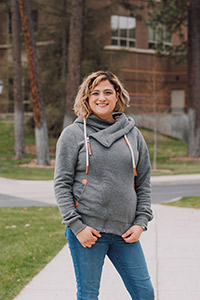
[83,119,137,177]
[124,135,137,177]
[83,118,89,175]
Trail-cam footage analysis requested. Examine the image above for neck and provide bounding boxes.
[95,114,115,123]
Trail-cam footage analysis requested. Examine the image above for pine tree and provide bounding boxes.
[63,0,84,128]
[11,0,25,159]
[147,0,200,157]
[187,0,200,157]
[18,0,50,165]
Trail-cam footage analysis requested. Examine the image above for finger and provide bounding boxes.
[122,228,133,238]
[82,237,97,247]
[91,228,101,237]
[85,240,96,248]
[124,235,137,243]
[90,237,97,244]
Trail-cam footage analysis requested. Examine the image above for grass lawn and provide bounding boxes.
[0,120,55,180]
[163,196,200,209]
[0,206,66,300]
[141,128,200,176]
[0,120,200,179]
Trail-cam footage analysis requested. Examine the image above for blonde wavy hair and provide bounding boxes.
[74,71,130,118]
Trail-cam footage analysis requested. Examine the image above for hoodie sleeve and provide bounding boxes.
[54,125,86,236]
[134,128,153,229]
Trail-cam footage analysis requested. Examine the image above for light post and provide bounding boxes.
[0,80,3,95]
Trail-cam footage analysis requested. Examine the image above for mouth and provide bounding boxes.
[96,103,108,107]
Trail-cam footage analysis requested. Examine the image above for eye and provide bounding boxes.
[91,92,98,96]
[105,91,112,95]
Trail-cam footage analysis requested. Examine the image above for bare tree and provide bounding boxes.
[147,0,200,157]
[144,57,169,170]
[187,0,200,157]
[63,0,84,128]
[61,0,68,109]
[18,0,50,165]
[11,0,25,159]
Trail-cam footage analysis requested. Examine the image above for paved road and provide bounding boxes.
[152,183,200,204]
[0,193,55,207]
[0,177,200,207]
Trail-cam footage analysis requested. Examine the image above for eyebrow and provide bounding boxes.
[92,88,114,92]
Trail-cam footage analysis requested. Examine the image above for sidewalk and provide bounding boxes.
[11,204,200,300]
[0,175,200,300]
[0,177,56,206]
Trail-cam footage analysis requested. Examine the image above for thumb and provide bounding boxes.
[91,228,101,237]
[122,228,133,238]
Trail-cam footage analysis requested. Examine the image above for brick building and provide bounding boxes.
[0,0,188,140]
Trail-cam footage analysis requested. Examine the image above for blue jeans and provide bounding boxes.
[65,228,154,300]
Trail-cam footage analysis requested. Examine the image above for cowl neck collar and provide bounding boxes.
[75,112,135,148]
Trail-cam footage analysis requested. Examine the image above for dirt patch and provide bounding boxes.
[19,159,55,169]
[25,145,56,156]
[169,157,200,162]
[152,169,173,173]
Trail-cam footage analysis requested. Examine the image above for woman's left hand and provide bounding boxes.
[122,225,144,243]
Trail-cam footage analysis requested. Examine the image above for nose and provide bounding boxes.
[98,92,106,101]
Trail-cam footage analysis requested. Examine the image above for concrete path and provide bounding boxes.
[0,175,200,300]
[11,204,200,300]
[0,177,56,206]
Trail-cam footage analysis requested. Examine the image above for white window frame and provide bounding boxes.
[111,15,136,49]
[148,24,171,49]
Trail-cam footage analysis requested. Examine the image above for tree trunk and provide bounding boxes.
[11,0,25,159]
[187,0,200,157]
[61,0,67,111]
[63,0,84,128]
[18,0,50,165]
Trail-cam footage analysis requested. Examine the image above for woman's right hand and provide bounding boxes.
[76,226,101,248]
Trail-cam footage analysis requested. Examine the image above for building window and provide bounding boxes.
[148,25,171,49]
[111,15,136,48]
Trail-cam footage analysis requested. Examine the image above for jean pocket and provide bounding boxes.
[64,226,68,237]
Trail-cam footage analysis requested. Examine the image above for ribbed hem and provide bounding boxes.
[69,219,86,236]
[133,216,149,231]
[81,214,135,236]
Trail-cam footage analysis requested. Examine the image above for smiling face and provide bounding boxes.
[88,80,118,122]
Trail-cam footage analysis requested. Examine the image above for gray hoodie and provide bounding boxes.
[54,112,153,236]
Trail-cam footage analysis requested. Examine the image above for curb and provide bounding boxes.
[151,173,200,186]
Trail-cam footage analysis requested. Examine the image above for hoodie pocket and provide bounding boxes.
[75,179,103,215]
[73,179,88,204]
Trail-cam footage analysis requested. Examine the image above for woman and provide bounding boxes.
[54,71,154,300]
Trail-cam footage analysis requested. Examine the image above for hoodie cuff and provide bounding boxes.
[133,217,149,231]
[70,219,87,236]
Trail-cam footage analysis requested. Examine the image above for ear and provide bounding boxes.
[116,92,120,103]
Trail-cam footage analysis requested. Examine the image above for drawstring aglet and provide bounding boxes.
[133,167,137,177]
[86,166,89,175]
[87,139,92,156]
